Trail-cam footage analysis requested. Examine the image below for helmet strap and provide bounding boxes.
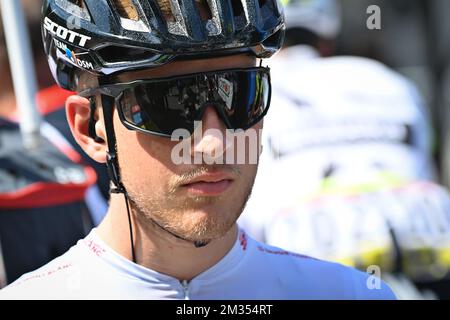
[99,94,137,263]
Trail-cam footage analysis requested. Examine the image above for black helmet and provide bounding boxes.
[42,0,285,91]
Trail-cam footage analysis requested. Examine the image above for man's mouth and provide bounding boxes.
[180,172,234,196]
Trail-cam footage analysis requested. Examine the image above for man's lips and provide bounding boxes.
[180,172,234,196]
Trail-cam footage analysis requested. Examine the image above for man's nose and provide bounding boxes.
[190,106,231,161]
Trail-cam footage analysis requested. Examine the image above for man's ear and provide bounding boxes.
[66,95,107,164]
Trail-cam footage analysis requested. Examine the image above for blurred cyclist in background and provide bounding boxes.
[239,0,450,299]
[0,0,108,286]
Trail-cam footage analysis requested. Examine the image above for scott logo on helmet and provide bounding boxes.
[43,17,91,47]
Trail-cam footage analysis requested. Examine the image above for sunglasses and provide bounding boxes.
[80,67,272,138]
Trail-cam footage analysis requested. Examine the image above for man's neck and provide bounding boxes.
[96,193,238,281]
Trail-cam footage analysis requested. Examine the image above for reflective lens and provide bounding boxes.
[115,67,271,137]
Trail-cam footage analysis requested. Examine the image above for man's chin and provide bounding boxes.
[182,194,224,206]
[177,210,238,242]
[184,225,236,245]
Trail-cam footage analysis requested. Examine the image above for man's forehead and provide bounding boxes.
[116,54,257,82]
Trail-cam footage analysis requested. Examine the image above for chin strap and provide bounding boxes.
[100,95,136,263]
[147,214,210,248]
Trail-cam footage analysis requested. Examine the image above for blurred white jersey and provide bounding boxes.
[267,45,434,180]
[0,228,395,300]
[239,46,450,281]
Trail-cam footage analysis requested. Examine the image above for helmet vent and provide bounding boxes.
[55,0,91,22]
[203,0,222,36]
[71,0,86,8]
[156,0,176,22]
[231,0,245,17]
[160,0,189,36]
[97,45,158,64]
[113,0,139,20]
[112,0,150,32]
[230,0,247,29]
[196,0,212,21]
[258,0,267,8]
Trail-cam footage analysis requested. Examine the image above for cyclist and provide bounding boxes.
[0,0,395,299]
[239,0,450,299]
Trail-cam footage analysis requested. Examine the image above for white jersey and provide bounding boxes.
[0,228,395,300]
[240,45,437,242]
[238,46,450,284]
[264,181,450,281]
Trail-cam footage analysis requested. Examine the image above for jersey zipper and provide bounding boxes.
[181,280,190,300]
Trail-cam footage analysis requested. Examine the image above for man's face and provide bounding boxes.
[111,54,262,243]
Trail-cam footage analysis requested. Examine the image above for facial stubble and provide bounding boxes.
[125,165,257,244]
